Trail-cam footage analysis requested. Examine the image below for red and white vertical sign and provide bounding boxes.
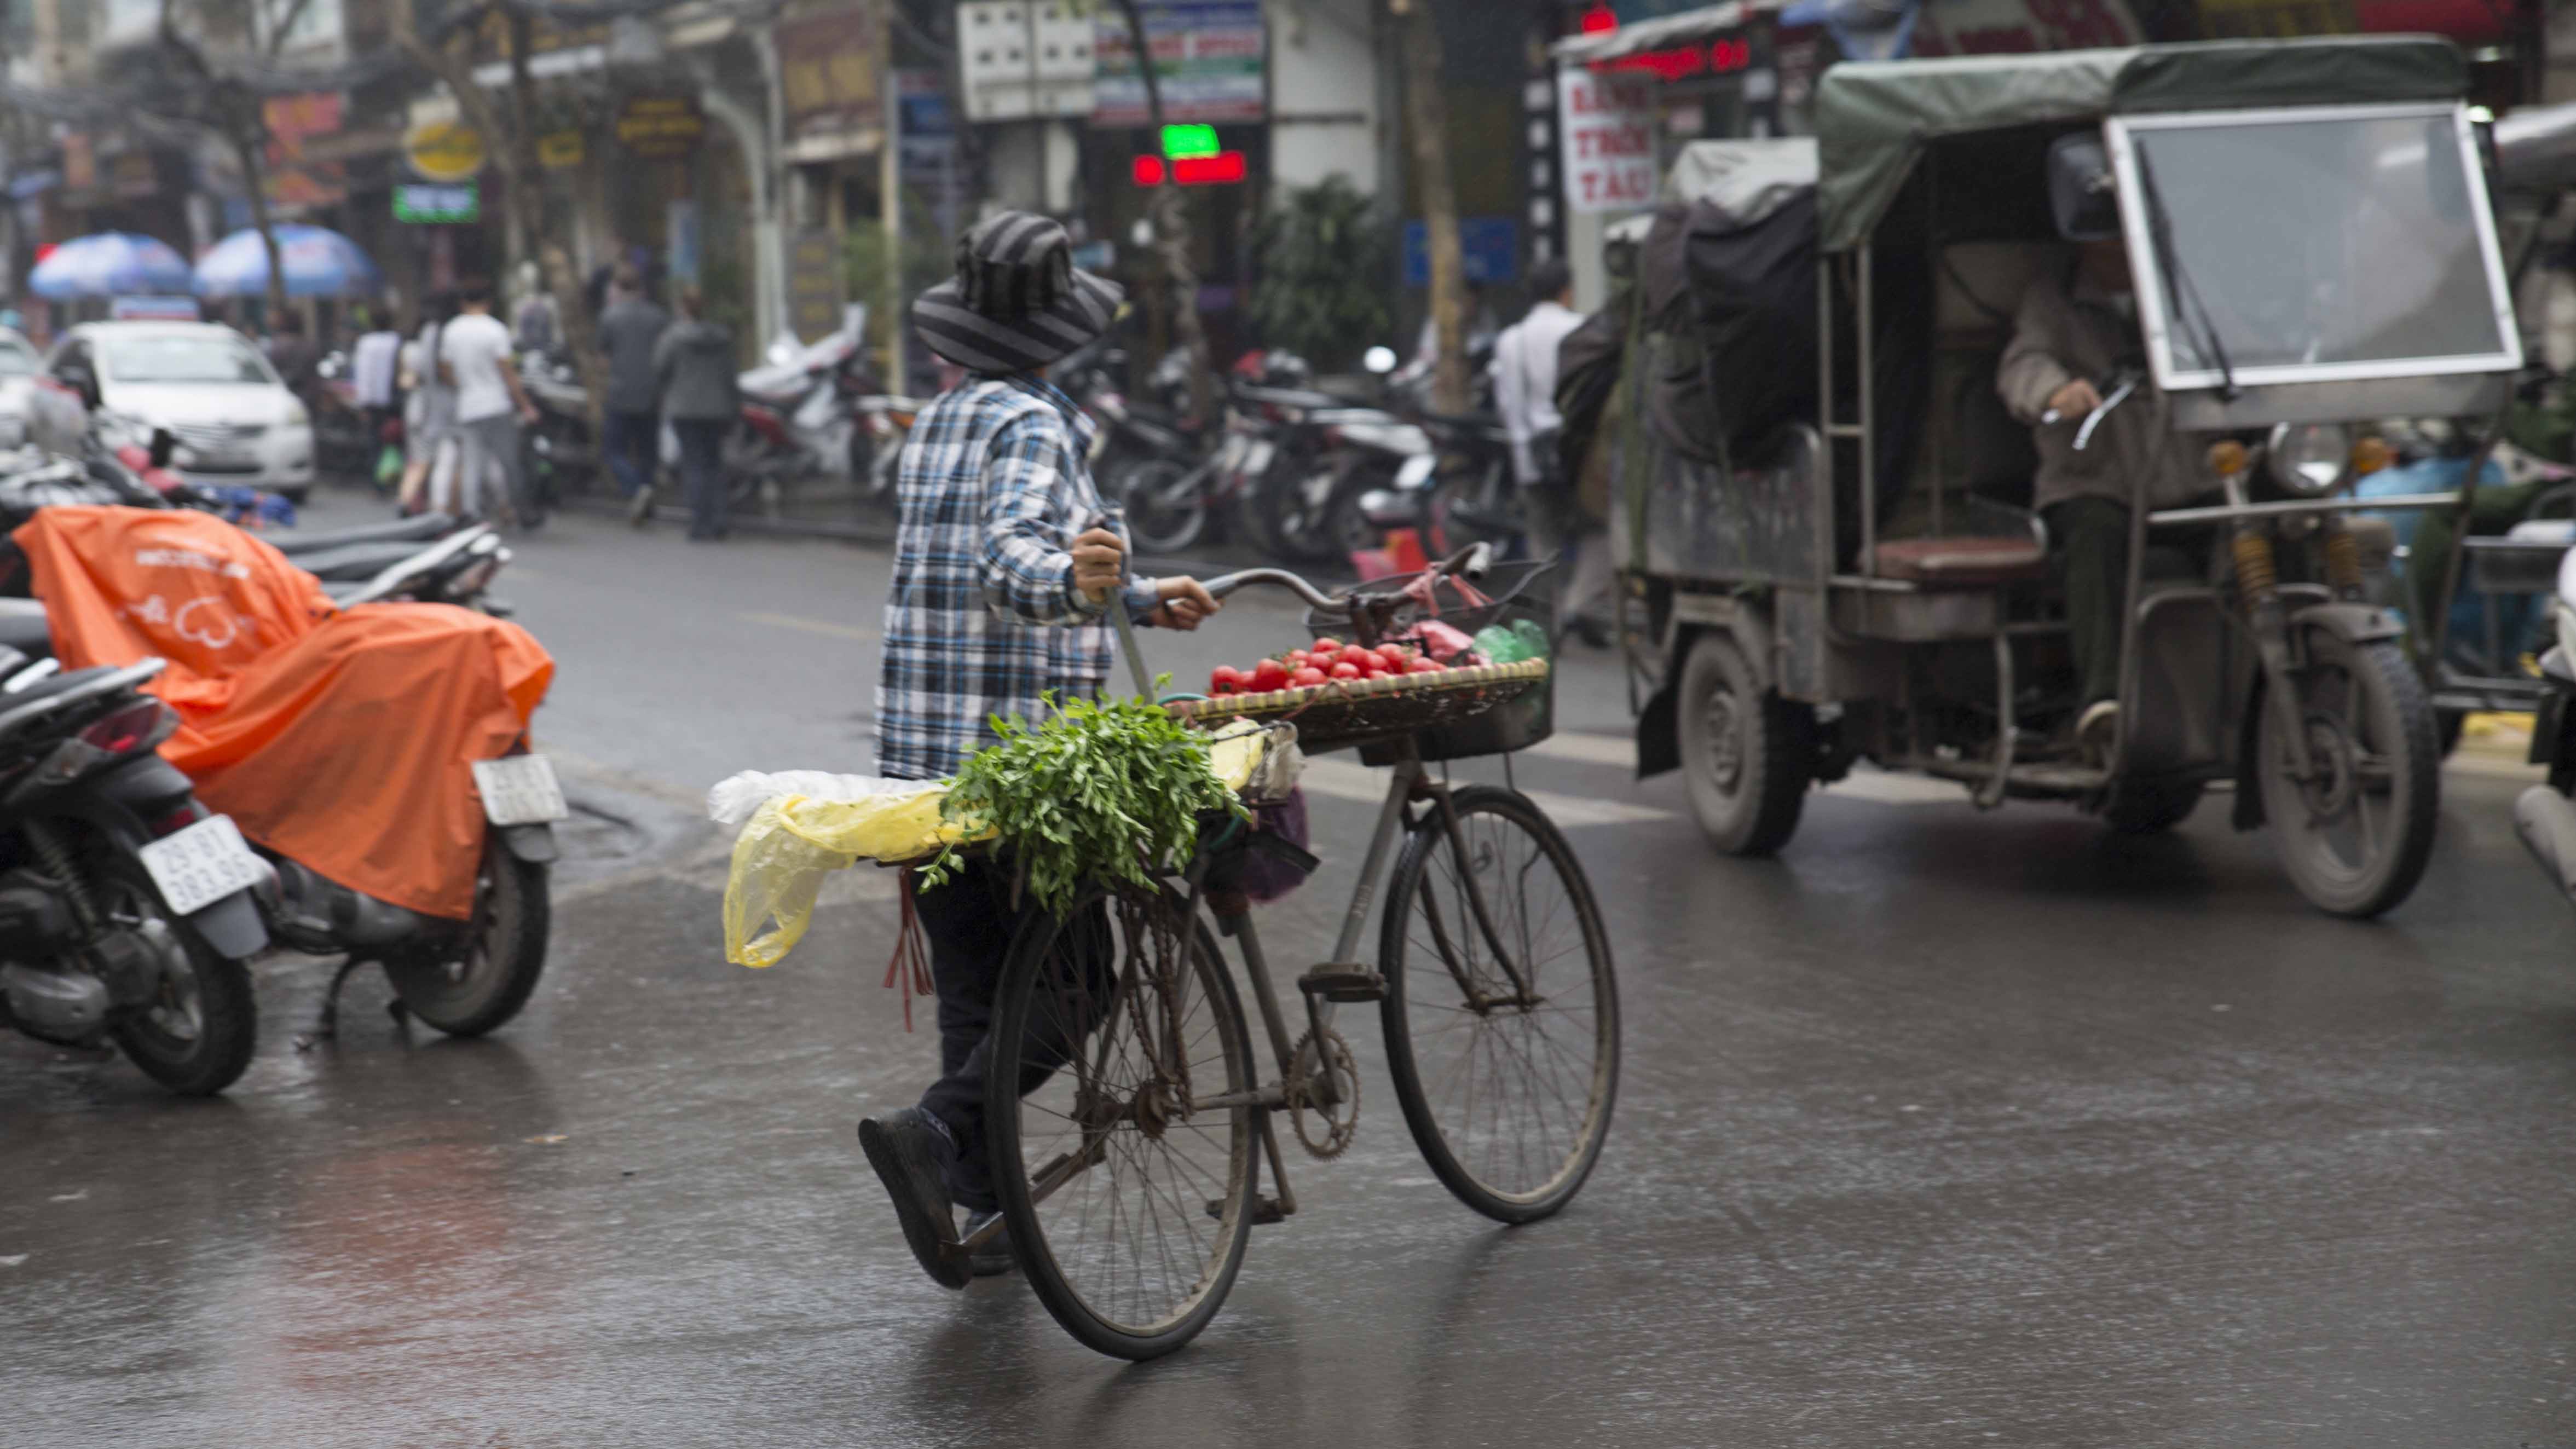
[1557,68,1656,215]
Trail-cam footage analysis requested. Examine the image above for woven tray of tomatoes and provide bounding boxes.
[1169,636,1548,753]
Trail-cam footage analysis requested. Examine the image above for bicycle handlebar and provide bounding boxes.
[1198,541,1493,612]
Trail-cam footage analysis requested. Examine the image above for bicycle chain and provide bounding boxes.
[1285,1027,1360,1159]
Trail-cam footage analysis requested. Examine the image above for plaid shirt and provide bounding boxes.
[874,373,1159,781]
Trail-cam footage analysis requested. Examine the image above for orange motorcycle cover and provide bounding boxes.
[15,506,555,919]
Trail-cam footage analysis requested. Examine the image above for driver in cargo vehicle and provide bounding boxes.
[1996,135,2208,760]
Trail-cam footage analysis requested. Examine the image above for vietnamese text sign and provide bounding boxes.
[1093,1,1265,127]
[1557,69,1655,215]
[394,182,478,224]
[779,8,881,129]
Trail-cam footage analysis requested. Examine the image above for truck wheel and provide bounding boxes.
[1677,632,1812,856]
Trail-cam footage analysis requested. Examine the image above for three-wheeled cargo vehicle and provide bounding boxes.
[1615,38,2523,917]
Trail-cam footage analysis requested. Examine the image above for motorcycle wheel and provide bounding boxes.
[1119,458,1209,555]
[385,834,551,1037]
[100,859,257,1096]
[1264,459,1356,564]
[2256,632,2439,919]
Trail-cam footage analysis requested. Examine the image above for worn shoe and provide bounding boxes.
[2077,700,2121,763]
[857,1110,969,1290]
[627,483,656,526]
[960,1209,1018,1278]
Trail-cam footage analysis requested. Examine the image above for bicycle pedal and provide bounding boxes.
[1298,965,1386,1003]
[1208,1196,1288,1226]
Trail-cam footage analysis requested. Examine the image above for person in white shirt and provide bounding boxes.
[438,281,540,521]
[1490,259,1608,642]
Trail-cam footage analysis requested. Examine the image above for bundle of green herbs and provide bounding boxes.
[919,690,1246,915]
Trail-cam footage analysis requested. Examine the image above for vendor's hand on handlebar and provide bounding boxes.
[2046,378,2103,421]
[1147,577,1221,631]
[1071,526,1126,601]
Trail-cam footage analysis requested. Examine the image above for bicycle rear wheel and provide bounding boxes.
[1379,785,1619,1223]
[987,885,1257,1360]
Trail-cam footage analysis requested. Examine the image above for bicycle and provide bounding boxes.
[963,545,1621,1360]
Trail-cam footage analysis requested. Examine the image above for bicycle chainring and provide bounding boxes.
[1286,1027,1360,1159]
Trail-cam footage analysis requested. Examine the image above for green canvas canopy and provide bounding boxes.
[1813,37,2468,251]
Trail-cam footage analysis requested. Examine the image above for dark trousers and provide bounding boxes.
[672,417,729,539]
[602,407,659,498]
[912,857,1112,1214]
[2045,495,2131,709]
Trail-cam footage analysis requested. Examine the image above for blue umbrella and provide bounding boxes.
[192,224,383,299]
[28,232,193,299]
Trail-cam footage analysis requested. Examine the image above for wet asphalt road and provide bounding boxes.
[6,491,2576,1447]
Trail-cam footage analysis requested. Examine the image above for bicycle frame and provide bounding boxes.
[958,552,1528,1248]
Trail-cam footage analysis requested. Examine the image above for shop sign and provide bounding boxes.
[394,181,480,224]
[262,92,344,163]
[898,70,956,181]
[779,8,882,130]
[538,129,586,169]
[405,121,487,182]
[265,164,347,210]
[617,96,706,159]
[1556,69,1655,215]
[1910,0,2138,55]
[1402,218,1522,288]
[1091,1,1264,127]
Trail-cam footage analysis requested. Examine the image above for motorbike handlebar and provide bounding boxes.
[1196,541,1490,614]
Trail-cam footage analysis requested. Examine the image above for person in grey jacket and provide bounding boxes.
[654,286,742,541]
[1997,238,2210,756]
[596,264,671,523]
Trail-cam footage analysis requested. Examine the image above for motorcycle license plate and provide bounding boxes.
[139,816,265,916]
[472,755,570,827]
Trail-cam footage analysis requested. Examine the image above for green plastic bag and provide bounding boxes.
[374,444,403,486]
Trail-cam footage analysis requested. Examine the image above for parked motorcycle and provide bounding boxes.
[2515,547,2576,908]
[730,327,919,513]
[7,506,560,1042]
[1313,343,1516,560]
[0,654,269,1094]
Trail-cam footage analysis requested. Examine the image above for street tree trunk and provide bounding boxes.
[394,0,605,425]
[1112,0,1215,425]
[1393,0,1467,414]
[228,128,291,324]
[155,4,290,322]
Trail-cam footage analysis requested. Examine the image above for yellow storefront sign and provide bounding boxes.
[405,120,488,182]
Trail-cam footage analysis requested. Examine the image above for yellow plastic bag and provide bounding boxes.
[718,722,1283,969]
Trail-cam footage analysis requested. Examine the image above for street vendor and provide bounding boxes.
[1997,142,2209,758]
[858,211,1221,1290]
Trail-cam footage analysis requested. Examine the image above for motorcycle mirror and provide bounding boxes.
[1364,346,1397,376]
[147,428,176,470]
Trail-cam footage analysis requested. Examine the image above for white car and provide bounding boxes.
[0,327,83,454]
[46,321,317,503]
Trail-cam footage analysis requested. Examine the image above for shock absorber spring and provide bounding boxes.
[2322,520,2365,598]
[2232,528,2278,613]
[24,819,95,931]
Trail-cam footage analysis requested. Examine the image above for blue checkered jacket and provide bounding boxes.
[874,373,1158,781]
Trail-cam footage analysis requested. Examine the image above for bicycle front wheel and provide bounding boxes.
[1380,785,1620,1223]
[987,885,1257,1360]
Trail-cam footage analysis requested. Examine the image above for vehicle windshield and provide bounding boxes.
[0,338,36,377]
[2127,108,2509,382]
[101,333,276,385]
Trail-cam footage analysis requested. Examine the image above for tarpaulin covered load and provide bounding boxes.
[16,506,553,919]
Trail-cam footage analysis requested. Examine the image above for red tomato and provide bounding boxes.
[1308,645,1338,667]
[1286,649,1311,668]
[1291,666,1328,688]
[1313,636,1342,652]
[1406,657,1444,675]
[1251,660,1290,692]
[1330,661,1362,680]
[1211,665,1244,695]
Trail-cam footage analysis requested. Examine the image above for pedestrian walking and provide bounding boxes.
[398,292,457,515]
[438,282,541,523]
[853,211,1221,1289]
[596,263,671,524]
[1492,259,1609,643]
[652,287,740,541]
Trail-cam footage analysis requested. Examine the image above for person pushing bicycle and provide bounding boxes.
[858,212,1222,1289]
